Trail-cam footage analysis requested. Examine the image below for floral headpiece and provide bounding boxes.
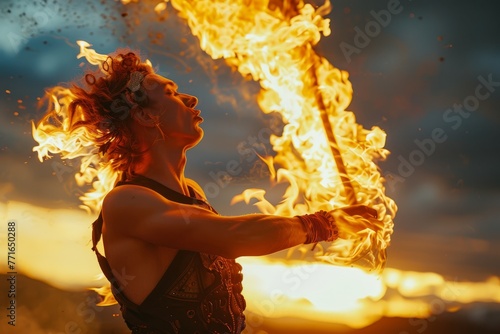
[126,71,145,93]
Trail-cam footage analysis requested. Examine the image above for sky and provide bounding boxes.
[0,0,500,333]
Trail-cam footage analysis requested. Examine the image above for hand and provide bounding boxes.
[335,204,378,220]
[330,204,381,239]
[297,205,379,244]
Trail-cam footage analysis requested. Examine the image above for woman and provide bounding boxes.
[36,49,378,333]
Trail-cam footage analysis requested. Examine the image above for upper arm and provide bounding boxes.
[102,184,221,252]
[102,185,306,258]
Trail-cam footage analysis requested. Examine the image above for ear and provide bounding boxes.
[130,107,156,128]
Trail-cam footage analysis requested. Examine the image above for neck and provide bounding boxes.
[131,143,190,195]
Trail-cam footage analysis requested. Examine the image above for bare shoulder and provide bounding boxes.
[103,184,161,207]
[185,178,207,199]
[100,182,223,250]
[102,184,169,230]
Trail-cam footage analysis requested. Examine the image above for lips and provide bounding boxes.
[192,109,203,122]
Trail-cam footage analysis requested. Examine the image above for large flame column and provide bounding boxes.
[170,0,396,271]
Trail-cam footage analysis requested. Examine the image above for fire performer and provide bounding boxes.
[42,49,378,333]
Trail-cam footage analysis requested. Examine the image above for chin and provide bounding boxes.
[195,126,204,140]
[186,130,204,149]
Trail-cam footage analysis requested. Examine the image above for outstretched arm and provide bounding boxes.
[103,184,308,258]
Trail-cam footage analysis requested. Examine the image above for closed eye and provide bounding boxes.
[164,81,180,96]
[165,90,179,96]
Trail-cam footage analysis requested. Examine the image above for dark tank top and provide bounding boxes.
[91,175,246,333]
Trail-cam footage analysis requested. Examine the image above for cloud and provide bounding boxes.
[0,0,119,56]
[0,1,67,55]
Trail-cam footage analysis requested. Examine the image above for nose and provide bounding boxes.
[182,94,198,108]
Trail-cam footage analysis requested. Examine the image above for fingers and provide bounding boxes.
[338,204,378,219]
[365,206,378,219]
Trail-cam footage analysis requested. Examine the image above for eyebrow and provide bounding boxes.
[165,81,178,91]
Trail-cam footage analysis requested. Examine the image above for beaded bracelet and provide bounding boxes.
[297,210,339,244]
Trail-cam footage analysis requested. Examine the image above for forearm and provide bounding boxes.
[176,210,307,258]
[220,214,307,258]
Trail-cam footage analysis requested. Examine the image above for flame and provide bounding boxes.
[90,284,119,306]
[32,41,127,214]
[154,1,169,15]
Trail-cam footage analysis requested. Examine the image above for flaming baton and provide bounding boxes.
[312,59,357,205]
[166,0,396,272]
[280,2,358,205]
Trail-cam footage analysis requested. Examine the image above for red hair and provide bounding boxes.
[33,47,155,212]
[68,51,154,174]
